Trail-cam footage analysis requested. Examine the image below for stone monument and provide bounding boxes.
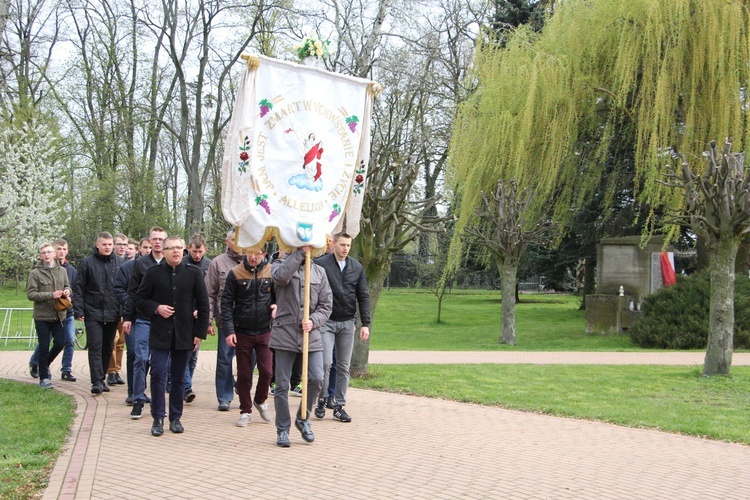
[585,235,673,334]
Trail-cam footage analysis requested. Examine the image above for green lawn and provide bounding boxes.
[370,289,637,351]
[0,379,75,498]
[352,363,750,444]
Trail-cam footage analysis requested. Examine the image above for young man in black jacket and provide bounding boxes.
[135,236,209,436]
[313,232,371,422]
[73,232,124,395]
[221,243,275,427]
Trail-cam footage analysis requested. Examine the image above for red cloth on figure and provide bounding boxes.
[661,252,676,286]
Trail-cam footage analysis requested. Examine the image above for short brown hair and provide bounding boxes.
[53,238,68,247]
[149,226,167,237]
[333,232,352,242]
[97,231,114,241]
[188,234,207,248]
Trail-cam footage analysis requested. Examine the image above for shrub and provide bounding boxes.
[629,271,750,349]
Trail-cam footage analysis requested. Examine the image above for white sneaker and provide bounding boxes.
[253,401,271,422]
[236,413,251,427]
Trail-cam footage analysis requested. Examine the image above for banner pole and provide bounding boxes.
[300,248,311,420]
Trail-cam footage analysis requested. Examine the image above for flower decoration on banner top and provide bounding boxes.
[295,34,332,60]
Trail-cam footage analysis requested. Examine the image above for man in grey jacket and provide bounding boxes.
[270,246,332,447]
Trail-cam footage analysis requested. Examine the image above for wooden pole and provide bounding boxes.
[300,247,311,420]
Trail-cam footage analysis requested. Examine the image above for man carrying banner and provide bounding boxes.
[270,246,331,447]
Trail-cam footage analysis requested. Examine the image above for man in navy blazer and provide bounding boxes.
[135,236,209,436]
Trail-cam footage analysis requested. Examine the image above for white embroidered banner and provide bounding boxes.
[221,55,378,251]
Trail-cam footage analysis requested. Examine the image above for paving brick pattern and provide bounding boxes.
[2,350,749,499]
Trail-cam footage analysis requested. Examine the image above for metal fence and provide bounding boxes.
[0,308,36,347]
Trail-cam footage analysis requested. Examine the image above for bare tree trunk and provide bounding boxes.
[499,260,517,345]
[579,258,596,311]
[350,269,386,378]
[703,236,738,376]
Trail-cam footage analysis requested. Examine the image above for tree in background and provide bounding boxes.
[450,0,750,373]
[0,120,63,290]
[463,179,554,345]
[311,0,484,375]
[664,139,750,376]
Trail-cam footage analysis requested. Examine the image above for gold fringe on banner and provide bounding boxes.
[240,53,260,70]
[367,81,383,97]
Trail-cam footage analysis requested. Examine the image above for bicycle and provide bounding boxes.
[74,319,87,349]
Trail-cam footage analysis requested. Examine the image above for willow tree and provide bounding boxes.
[450,0,750,371]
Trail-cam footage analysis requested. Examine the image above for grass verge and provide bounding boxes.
[352,363,750,444]
[0,379,76,498]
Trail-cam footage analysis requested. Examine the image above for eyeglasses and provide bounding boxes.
[164,246,184,251]
[40,250,54,254]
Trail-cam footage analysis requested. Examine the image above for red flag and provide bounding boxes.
[661,252,676,286]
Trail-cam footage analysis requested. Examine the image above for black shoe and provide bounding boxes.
[91,383,103,395]
[314,398,326,419]
[125,395,133,406]
[107,374,116,385]
[169,419,184,433]
[101,383,111,393]
[326,396,337,409]
[184,391,196,403]
[333,405,352,423]
[61,371,77,382]
[114,373,125,385]
[151,418,164,436]
[218,402,230,411]
[30,364,39,379]
[130,403,144,420]
[294,418,314,442]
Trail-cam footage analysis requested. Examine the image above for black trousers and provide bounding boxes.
[86,320,118,385]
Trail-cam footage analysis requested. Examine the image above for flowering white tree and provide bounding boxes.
[0,120,64,286]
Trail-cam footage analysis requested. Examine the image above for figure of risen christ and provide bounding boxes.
[302,133,324,182]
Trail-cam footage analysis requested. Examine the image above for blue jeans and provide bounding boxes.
[184,347,199,393]
[216,326,235,404]
[124,324,136,396]
[328,346,337,398]
[34,320,66,381]
[30,315,75,373]
[132,319,151,403]
[150,348,190,422]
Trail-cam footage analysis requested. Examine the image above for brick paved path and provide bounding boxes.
[2,350,749,499]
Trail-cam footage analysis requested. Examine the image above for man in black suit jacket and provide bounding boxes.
[135,236,209,436]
